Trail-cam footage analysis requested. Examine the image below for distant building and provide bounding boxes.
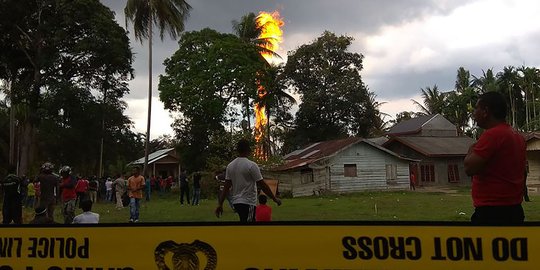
[128,148,181,178]
[386,114,458,137]
[264,137,417,197]
[383,114,475,186]
[525,133,540,190]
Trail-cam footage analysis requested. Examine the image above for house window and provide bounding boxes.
[344,164,357,177]
[385,164,397,181]
[300,169,314,184]
[448,164,460,183]
[420,164,435,182]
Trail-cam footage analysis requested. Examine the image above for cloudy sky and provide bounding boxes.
[102,0,540,139]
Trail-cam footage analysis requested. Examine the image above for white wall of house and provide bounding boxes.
[327,143,410,193]
[264,143,412,197]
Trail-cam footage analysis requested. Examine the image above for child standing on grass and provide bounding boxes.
[256,195,272,222]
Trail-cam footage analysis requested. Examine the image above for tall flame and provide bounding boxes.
[254,11,284,160]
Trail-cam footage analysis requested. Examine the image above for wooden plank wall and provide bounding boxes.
[328,143,409,193]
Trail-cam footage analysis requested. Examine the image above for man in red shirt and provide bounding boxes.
[59,166,77,224]
[465,91,526,225]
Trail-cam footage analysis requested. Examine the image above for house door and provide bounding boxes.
[409,163,418,187]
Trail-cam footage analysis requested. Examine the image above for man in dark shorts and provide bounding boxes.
[37,162,59,222]
[465,91,526,225]
[1,165,23,224]
[215,139,281,222]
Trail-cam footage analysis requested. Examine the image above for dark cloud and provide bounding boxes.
[99,0,539,134]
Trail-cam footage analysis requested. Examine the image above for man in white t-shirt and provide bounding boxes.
[215,139,281,222]
[73,200,99,224]
[105,178,113,202]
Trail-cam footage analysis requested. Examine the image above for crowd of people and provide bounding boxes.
[0,163,110,225]
[0,161,224,224]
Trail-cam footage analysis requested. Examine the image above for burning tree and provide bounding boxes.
[253,12,285,160]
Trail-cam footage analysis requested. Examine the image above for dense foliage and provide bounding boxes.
[0,0,142,176]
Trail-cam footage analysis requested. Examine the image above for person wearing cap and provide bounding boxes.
[29,207,55,224]
[37,162,59,221]
[59,166,77,224]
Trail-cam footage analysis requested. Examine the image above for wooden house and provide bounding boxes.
[525,133,540,190]
[383,114,475,186]
[263,137,417,197]
[128,148,181,178]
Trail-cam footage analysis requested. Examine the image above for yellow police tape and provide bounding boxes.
[0,223,539,270]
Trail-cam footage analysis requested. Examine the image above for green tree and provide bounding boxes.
[0,0,134,175]
[368,92,390,136]
[497,66,521,128]
[412,85,446,116]
[0,99,9,175]
[472,68,498,93]
[125,0,191,175]
[518,66,540,130]
[443,67,477,136]
[159,28,265,171]
[283,31,377,148]
[391,111,418,125]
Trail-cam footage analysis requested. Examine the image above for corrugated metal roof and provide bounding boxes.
[386,114,436,136]
[129,148,176,165]
[367,136,389,145]
[385,136,475,157]
[272,137,417,171]
[274,137,361,171]
[525,131,540,141]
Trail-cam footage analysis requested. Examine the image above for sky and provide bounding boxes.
[101,0,540,139]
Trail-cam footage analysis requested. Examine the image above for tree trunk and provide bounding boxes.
[99,88,107,177]
[266,106,271,157]
[509,84,515,128]
[245,96,251,130]
[8,79,16,167]
[525,88,530,131]
[143,20,153,176]
[18,120,33,175]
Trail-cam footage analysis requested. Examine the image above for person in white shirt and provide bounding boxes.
[105,178,113,202]
[215,139,281,222]
[73,200,99,224]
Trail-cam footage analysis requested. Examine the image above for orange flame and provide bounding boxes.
[254,11,284,160]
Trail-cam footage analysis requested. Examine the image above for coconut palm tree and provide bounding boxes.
[447,67,477,135]
[472,69,497,93]
[412,85,446,116]
[232,12,290,158]
[125,0,191,174]
[232,12,282,59]
[496,66,519,128]
[518,66,540,130]
[232,12,283,129]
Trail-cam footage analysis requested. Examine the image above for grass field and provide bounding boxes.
[16,188,540,224]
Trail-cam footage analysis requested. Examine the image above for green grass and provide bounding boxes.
[17,189,540,223]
